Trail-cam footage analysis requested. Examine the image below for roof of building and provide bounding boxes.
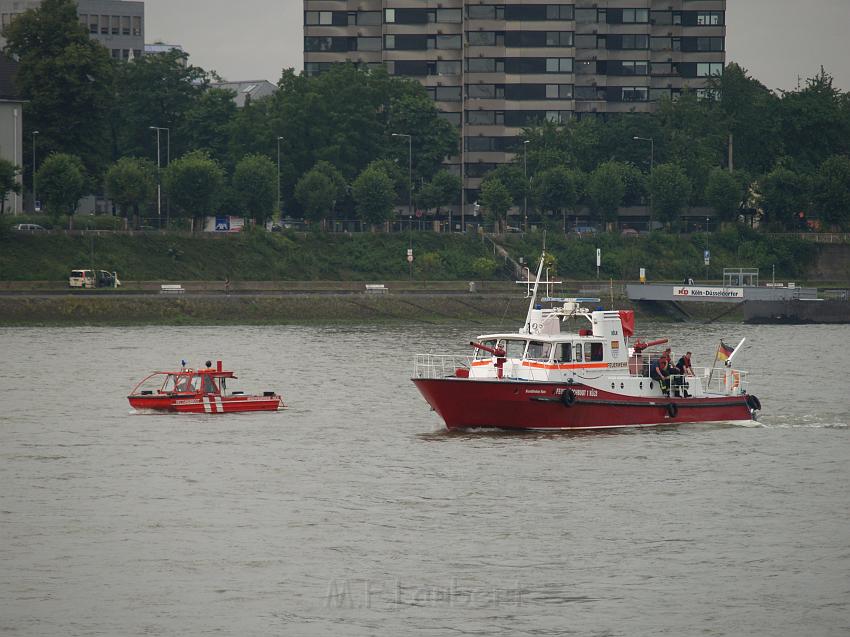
[211,80,277,108]
[0,53,21,102]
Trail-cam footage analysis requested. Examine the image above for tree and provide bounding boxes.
[104,157,156,227]
[232,154,277,223]
[533,166,579,231]
[705,168,743,223]
[180,88,239,164]
[759,165,810,229]
[111,49,212,163]
[587,162,626,225]
[352,163,396,226]
[295,170,333,225]
[36,152,86,224]
[479,177,512,233]
[488,164,528,208]
[3,0,114,178]
[812,155,850,229]
[162,150,225,230]
[418,170,461,213]
[386,91,458,182]
[650,163,692,226]
[0,159,21,215]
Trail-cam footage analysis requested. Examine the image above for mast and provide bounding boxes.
[523,253,546,332]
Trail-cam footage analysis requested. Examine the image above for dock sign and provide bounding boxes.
[674,286,743,299]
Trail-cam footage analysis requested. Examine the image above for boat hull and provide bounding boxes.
[128,394,283,413]
[412,378,753,430]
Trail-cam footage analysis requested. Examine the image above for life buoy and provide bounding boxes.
[746,394,762,411]
[666,403,678,418]
[561,389,576,407]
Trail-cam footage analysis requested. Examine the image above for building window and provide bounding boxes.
[575,8,597,23]
[546,5,574,20]
[437,35,461,49]
[467,58,503,73]
[132,16,141,36]
[468,31,498,46]
[357,37,381,51]
[355,11,380,26]
[100,14,108,34]
[696,11,724,26]
[437,60,461,75]
[435,86,462,101]
[622,9,649,24]
[545,58,573,73]
[697,62,723,77]
[111,15,120,35]
[621,87,649,102]
[437,9,462,23]
[121,15,130,35]
[467,5,504,20]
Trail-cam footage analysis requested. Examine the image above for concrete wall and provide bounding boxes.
[0,100,23,214]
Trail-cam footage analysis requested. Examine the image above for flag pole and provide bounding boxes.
[707,341,721,389]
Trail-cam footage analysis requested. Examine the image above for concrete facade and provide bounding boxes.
[303,0,726,209]
[0,0,144,60]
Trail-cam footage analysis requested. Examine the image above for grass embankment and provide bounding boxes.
[501,226,823,282]
[0,228,503,282]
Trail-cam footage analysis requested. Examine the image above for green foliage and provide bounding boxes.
[587,162,626,224]
[418,170,461,212]
[295,167,335,224]
[650,163,692,226]
[489,164,528,207]
[162,150,225,222]
[352,163,396,225]
[36,153,87,220]
[3,0,113,179]
[812,155,850,230]
[705,168,742,222]
[759,165,810,229]
[104,157,156,225]
[534,165,579,217]
[232,154,277,222]
[479,177,513,231]
[0,159,21,215]
[471,257,498,279]
[387,92,458,181]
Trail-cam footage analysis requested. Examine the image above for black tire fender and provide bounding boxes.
[561,388,576,407]
[666,403,678,418]
[746,394,762,411]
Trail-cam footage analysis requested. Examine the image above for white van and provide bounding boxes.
[69,270,121,288]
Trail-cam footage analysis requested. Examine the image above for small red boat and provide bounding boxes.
[128,360,284,413]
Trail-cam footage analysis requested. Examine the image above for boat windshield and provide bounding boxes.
[474,339,497,360]
[201,375,218,394]
[525,341,552,362]
[498,339,527,359]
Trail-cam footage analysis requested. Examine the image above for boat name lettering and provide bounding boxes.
[674,286,744,299]
[607,362,628,368]
[556,388,598,397]
[525,389,547,394]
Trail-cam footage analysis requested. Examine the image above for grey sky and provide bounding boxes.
[144,0,850,92]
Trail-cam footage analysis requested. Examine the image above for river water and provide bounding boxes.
[0,322,848,636]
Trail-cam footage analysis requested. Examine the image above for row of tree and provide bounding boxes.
[482,65,850,230]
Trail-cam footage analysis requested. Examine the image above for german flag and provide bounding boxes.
[717,341,735,362]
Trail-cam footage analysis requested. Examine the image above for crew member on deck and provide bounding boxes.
[675,351,694,398]
[651,357,671,397]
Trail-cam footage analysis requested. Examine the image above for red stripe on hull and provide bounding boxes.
[412,378,753,430]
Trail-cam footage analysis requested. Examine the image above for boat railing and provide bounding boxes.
[693,366,749,395]
[414,353,472,379]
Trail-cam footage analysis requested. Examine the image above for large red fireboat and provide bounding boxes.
[128,360,284,413]
[412,254,761,431]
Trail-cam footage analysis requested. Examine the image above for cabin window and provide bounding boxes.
[502,339,526,358]
[474,339,496,360]
[175,374,193,392]
[555,343,572,363]
[163,374,176,391]
[190,375,203,392]
[203,375,217,394]
[574,344,583,362]
[526,341,551,361]
[590,342,604,362]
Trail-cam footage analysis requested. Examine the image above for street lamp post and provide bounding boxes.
[277,136,284,218]
[523,139,530,233]
[633,136,654,231]
[150,126,170,228]
[31,130,39,213]
[392,133,413,222]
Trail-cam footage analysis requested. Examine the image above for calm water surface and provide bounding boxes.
[0,322,848,636]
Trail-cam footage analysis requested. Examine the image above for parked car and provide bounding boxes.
[620,228,640,237]
[12,223,46,231]
[572,225,597,235]
[69,269,121,288]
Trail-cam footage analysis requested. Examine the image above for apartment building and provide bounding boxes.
[306,1,727,207]
[0,0,144,61]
